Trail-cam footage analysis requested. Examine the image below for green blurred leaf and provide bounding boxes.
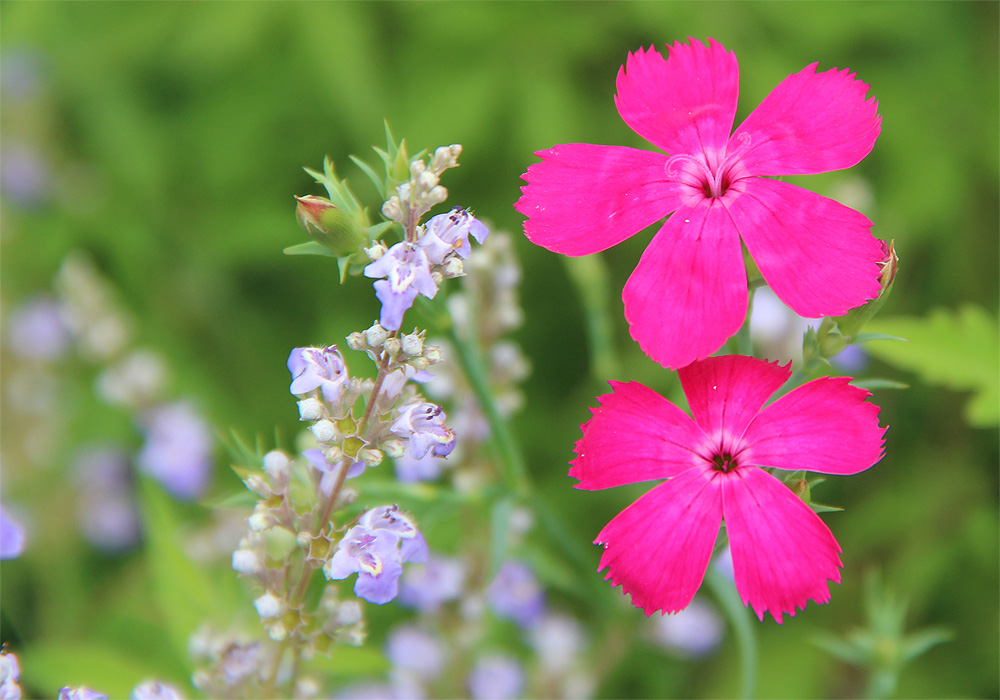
[866,306,1000,426]
[283,241,339,258]
[851,378,911,391]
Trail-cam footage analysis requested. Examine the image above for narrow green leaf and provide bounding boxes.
[851,378,910,390]
[283,241,338,258]
[349,154,386,199]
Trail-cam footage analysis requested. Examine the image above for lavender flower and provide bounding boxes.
[417,208,489,265]
[487,560,545,629]
[303,449,365,492]
[364,243,437,331]
[650,597,724,658]
[0,504,25,560]
[325,525,405,605]
[136,402,212,500]
[6,296,71,361]
[393,451,446,483]
[129,681,185,700]
[390,403,455,459]
[57,688,108,700]
[73,446,141,552]
[385,625,446,681]
[398,555,466,613]
[288,346,348,404]
[0,648,21,699]
[360,505,429,564]
[467,655,524,700]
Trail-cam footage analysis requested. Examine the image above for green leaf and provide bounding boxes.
[866,305,1000,426]
[283,241,339,258]
[899,627,953,663]
[137,477,232,663]
[851,378,910,391]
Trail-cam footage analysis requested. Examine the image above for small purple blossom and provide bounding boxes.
[467,654,524,700]
[136,402,212,500]
[360,505,429,564]
[398,555,466,613]
[1,143,49,207]
[0,648,21,699]
[325,525,405,605]
[288,345,349,404]
[57,688,108,700]
[129,681,185,700]
[650,597,724,658]
[391,403,455,459]
[385,625,446,681]
[393,451,446,483]
[487,560,546,629]
[364,243,438,331]
[303,449,365,492]
[73,446,141,552]
[0,504,25,560]
[6,296,72,361]
[417,208,489,264]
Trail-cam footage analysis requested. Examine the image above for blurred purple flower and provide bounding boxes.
[137,402,212,500]
[398,555,466,613]
[58,688,108,700]
[288,346,348,404]
[6,296,72,361]
[394,451,446,483]
[0,646,20,700]
[467,655,524,700]
[129,681,185,700]
[303,449,365,491]
[487,560,545,629]
[73,446,141,552]
[0,143,49,207]
[364,243,437,331]
[0,504,26,560]
[385,625,446,681]
[650,597,724,658]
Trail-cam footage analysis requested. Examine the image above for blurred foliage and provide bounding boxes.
[1,2,997,699]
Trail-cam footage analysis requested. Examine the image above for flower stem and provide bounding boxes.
[705,565,757,700]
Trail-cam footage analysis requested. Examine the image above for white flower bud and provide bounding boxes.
[244,474,269,497]
[441,257,465,278]
[296,531,313,549]
[417,170,438,190]
[383,337,401,357]
[295,677,321,699]
[324,445,343,463]
[346,332,367,351]
[400,333,423,356]
[365,243,387,261]
[409,357,429,372]
[268,623,288,642]
[232,549,262,575]
[409,159,426,178]
[359,447,383,467]
[431,271,444,285]
[365,323,389,348]
[310,419,337,444]
[382,438,406,459]
[262,450,290,478]
[381,197,403,222]
[424,345,442,364]
[427,185,448,206]
[335,600,363,626]
[248,512,271,533]
[432,144,462,172]
[254,591,283,619]
[297,398,325,422]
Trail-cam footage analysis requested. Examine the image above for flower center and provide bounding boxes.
[711,451,739,473]
[665,136,751,200]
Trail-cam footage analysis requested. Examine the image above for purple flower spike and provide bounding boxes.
[487,560,546,629]
[136,402,212,500]
[288,345,348,404]
[364,243,438,330]
[0,504,25,559]
[391,403,456,459]
[418,207,490,264]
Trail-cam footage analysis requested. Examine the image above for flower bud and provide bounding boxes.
[877,239,898,290]
[382,197,403,222]
[295,195,367,257]
[324,445,343,463]
[427,186,448,206]
[248,512,272,533]
[383,337,401,357]
[244,474,269,497]
[297,398,325,422]
[441,257,465,278]
[409,159,427,178]
[410,357,430,371]
[359,447,383,467]
[296,531,313,549]
[346,332,367,351]
[311,419,337,444]
[268,623,288,642]
[254,591,283,619]
[365,322,389,348]
[432,144,462,172]
[232,549,263,575]
[381,438,406,459]
[423,345,442,364]
[262,450,290,479]
[401,333,424,356]
[335,600,363,626]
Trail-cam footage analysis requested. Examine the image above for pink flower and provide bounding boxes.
[571,355,885,622]
[516,38,884,369]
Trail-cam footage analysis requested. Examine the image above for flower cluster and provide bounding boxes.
[518,38,891,624]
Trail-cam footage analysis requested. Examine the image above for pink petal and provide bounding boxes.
[722,467,843,623]
[623,200,747,369]
[728,178,883,318]
[515,144,683,256]
[615,39,739,160]
[679,356,790,450]
[742,376,886,475]
[596,466,722,615]
[731,63,881,176]
[570,381,705,490]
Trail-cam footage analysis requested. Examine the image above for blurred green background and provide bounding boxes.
[1,2,997,698]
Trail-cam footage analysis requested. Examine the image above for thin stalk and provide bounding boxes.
[706,565,757,699]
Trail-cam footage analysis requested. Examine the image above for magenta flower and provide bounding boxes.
[572,355,885,622]
[516,38,884,369]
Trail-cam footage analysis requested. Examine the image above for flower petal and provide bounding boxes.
[623,201,747,369]
[570,381,705,490]
[722,467,843,623]
[731,63,881,176]
[742,376,885,475]
[615,39,739,159]
[596,466,722,615]
[728,178,883,318]
[516,144,682,256]
[679,356,790,451]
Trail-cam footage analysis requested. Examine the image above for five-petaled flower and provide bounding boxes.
[516,37,884,369]
[571,355,885,622]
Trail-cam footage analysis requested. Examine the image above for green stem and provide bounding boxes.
[705,565,758,700]
[563,255,620,380]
